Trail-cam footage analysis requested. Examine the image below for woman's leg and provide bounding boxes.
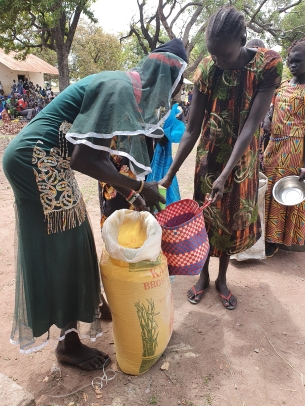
[187,255,211,304]
[55,321,110,370]
[100,293,112,320]
[215,255,237,309]
[265,241,279,258]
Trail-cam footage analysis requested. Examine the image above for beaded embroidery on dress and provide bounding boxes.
[32,121,86,234]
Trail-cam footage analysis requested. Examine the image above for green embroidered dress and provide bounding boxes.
[2,52,186,352]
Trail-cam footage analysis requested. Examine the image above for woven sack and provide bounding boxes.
[155,199,210,275]
[101,209,173,375]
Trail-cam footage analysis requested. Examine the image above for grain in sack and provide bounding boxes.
[100,209,174,375]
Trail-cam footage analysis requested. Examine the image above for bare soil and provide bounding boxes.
[0,135,305,406]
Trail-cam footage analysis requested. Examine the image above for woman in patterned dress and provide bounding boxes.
[161,6,282,309]
[264,38,305,258]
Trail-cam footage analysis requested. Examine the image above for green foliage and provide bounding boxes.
[0,0,96,55]
[70,20,122,79]
[121,0,305,76]
[281,2,305,49]
[119,34,146,70]
[0,0,97,89]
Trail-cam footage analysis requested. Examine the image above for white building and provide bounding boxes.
[0,49,58,95]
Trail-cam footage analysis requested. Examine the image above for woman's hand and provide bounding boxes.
[132,195,149,212]
[299,168,305,182]
[141,181,166,213]
[210,176,226,204]
[159,173,173,189]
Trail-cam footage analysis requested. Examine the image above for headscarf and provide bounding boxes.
[66,49,187,177]
[152,38,188,63]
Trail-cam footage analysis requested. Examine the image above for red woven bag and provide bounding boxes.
[155,199,210,275]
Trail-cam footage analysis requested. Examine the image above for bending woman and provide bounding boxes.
[161,6,282,309]
[2,46,186,369]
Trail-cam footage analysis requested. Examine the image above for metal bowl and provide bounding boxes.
[272,175,305,206]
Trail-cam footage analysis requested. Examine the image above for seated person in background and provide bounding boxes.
[1,106,10,123]
[16,95,26,111]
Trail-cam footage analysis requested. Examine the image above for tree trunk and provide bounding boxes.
[56,46,70,91]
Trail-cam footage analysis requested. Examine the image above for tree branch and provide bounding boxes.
[278,0,302,13]
[184,51,204,77]
[170,1,203,32]
[137,0,153,50]
[165,0,177,19]
[66,3,84,51]
[158,0,175,39]
[248,0,269,25]
[182,4,203,47]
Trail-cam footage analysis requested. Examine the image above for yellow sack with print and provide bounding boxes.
[100,209,173,375]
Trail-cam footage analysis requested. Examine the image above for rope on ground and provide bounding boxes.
[262,332,305,390]
[224,349,246,406]
[49,364,116,398]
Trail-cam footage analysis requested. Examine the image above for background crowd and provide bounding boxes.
[0,78,56,123]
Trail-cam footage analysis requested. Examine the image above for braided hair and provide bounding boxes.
[288,37,305,56]
[206,6,246,42]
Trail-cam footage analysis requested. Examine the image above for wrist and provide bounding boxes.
[126,190,139,204]
[135,180,145,194]
[217,173,227,183]
[166,170,176,180]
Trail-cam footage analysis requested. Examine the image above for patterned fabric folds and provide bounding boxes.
[193,48,283,257]
[264,82,305,246]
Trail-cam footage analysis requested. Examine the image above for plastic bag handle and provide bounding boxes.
[195,199,211,215]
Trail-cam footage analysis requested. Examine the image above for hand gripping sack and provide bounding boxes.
[155,199,210,275]
[100,209,174,375]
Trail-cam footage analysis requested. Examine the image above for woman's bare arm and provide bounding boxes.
[70,144,164,212]
[211,86,276,202]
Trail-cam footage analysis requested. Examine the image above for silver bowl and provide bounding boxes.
[272,175,305,206]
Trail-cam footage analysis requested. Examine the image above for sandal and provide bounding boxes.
[187,279,210,305]
[215,280,237,310]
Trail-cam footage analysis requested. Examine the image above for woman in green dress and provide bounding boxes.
[2,40,187,369]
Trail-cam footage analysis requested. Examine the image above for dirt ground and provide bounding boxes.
[0,134,305,406]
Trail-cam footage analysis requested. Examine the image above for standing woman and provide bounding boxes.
[264,38,305,257]
[161,6,282,309]
[2,48,186,369]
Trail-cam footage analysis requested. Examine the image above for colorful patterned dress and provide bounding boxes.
[264,81,305,246]
[194,49,282,257]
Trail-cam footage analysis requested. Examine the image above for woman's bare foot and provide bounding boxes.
[55,331,110,370]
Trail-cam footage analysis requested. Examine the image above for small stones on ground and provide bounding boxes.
[254,348,259,353]
[161,362,169,371]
